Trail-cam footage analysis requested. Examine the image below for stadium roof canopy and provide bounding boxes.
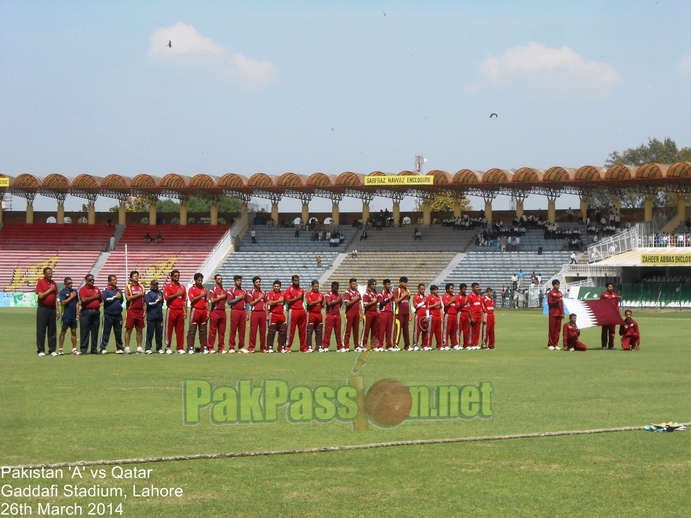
[2,162,691,201]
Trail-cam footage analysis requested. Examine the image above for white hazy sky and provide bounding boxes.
[1,0,690,214]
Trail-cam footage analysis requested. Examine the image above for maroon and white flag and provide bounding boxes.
[562,299,626,329]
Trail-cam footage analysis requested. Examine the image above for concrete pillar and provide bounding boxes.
[57,201,65,225]
[331,201,340,226]
[301,201,309,225]
[677,193,687,221]
[87,202,96,225]
[26,201,34,224]
[393,200,401,226]
[422,201,431,225]
[362,201,370,224]
[453,200,462,219]
[179,199,188,226]
[271,201,279,226]
[547,199,556,223]
[644,195,653,222]
[516,200,524,219]
[118,203,126,225]
[149,199,157,226]
[484,200,493,225]
[210,199,218,226]
[579,198,588,222]
[241,202,248,220]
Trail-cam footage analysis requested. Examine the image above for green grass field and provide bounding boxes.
[1,307,690,517]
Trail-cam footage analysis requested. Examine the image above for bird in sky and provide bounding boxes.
[168,40,172,48]
[490,113,498,118]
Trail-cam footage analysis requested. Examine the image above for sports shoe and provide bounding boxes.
[452,345,462,350]
[115,349,125,354]
[548,346,555,350]
[145,350,152,355]
[387,347,400,352]
[58,348,64,356]
[442,346,450,351]
[124,347,131,354]
[413,346,420,351]
[554,346,561,351]
[188,348,195,355]
[165,348,172,355]
[100,349,108,355]
[73,350,81,355]
[50,351,58,356]
[202,348,209,354]
[176,349,185,355]
[373,347,384,352]
[38,352,45,357]
[71,348,78,355]
[136,347,144,354]
[227,349,236,354]
[280,348,288,354]
[422,346,432,351]
[354,346,364,352]
[239,348,250,354]
[220,349,227,354]
[481,345,488,350]
[569,348,575,352]
[322,348,329,353]
[208,349,216,354]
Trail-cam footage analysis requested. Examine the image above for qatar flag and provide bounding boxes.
[562,299,626,329]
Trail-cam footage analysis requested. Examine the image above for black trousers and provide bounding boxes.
[146,318,163,351]
[101,313,124,351]
[36,305,57,354]
[80,309,101,354]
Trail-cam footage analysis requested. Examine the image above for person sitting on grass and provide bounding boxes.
[563,313,588,351]
[619,309,640,350]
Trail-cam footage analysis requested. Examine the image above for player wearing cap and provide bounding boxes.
[412,283,427,351]
[324,281,344,352]
[285,275,308,353]
[186,272,209,354]
[442,283,458,350]
[392,276,411,351]
[547,279,564,350]
[343,278,362,351]
[124,270,146,354]
[306,280,325,352]
[227,275,248,353]
[467,283,484,350]
[361,279,380,351]
[207,274,227,354]
[378,279,397,351]
[145,279,164,353]
[481,287,496,349]
[164,269,187,353]
[247,276,267,353]
[266,280,286,353]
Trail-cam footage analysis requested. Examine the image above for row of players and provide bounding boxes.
[34,267,496,356]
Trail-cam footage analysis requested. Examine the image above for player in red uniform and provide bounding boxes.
[619,309,640,350]
[186,272,208,354]
[207,274,227,353]
[266,280,286,353]
[425,285,443,350]
[324,281,343,352]
[361,279,380,351]
[467,283,484,350]
[455,283,470,349]
[285,275,308,352]
[378,279,398,351]
[412,283,427,351]
[35,266,60,356]
[547,279,564,350]
[600,282,620,349]
[124,270,146,354]
[481,287,496,349]
[247,276,267,353]
[442,283,458,350]
[227,275,248,353]
[343,278,362,351]
[306,280,325,352]
[393,276,411,350]
[563,313,587,351]
[164,269,187,353]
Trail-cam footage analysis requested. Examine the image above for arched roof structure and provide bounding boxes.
[605,164,635,180]
[574,166,604,182]
[667,162,691,178]
[543,167,574,182]
[512,167,542,183]
[453,169,481,185]
[635,163,667,179]
[482,168,511,184]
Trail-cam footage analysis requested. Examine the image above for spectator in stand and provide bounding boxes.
[517,270,525,287]
[567,207,573,223]
[351,249,358,259]
[414,228,422,240]
[570,251,577,264]
[155,233,162,243]
[360,229,368,241]
[36,267,60,357]
[537,243,543,255]
[144,233,152,243]
[250,229,257,244]
[511,273,518,290]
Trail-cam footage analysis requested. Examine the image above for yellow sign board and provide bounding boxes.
[364,175,434,186]
[0,178,9,188]
[641,253,691,265]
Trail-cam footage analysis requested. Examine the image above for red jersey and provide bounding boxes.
[442,293,457,316]
[284,285,305,311]
[343,288,361,315]
[363,289,379,315]
[482,295,495,313]
[563,322,580,344]
[600,290,619,309]
[79,285,102,310]
[209,285,227,311]
[456,293,470,314]
[306,290,324,315]
[547,288,564,317]
[325,291,343,314]
[227,286,247,311]
[125,282,145,314]
[620,319,640,339]
[467,292,484,316]
[164,282,187,310]
[392,287,410,316]
[378,289,394,314]
[248,288,266,312]
[188,285,208,310]
[266,290,285,315]
[36,278,58,307]
[413,293,427,315]
[426,294,441,317]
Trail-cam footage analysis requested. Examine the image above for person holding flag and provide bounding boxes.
[547,279,564,350]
